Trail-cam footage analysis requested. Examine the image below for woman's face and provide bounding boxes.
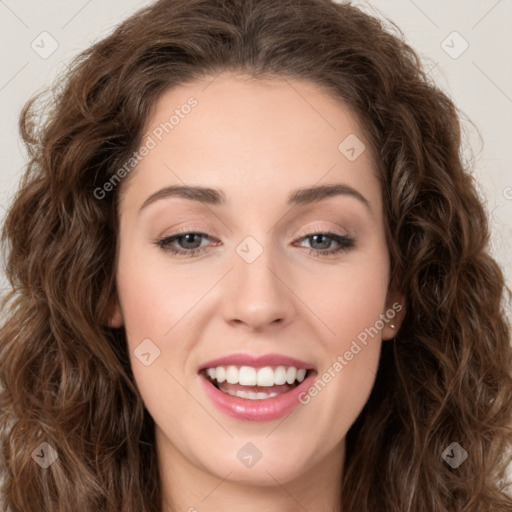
[112,72,401,489]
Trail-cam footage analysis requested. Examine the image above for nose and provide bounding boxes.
[222,243,297,333]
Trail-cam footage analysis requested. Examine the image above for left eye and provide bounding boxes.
[293,232,355,256]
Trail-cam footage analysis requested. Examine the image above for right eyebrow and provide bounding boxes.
[140,185,225,212]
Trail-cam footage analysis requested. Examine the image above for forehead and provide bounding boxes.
[119,73,381,215]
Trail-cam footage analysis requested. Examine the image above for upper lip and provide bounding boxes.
[198,353,316,372]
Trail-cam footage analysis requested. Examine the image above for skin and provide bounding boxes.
[110,72,405,512]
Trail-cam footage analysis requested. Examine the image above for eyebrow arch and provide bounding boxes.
[288,183,371,213]
[139,183,371,213]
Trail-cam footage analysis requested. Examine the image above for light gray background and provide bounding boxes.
[0,0,511,492]
[1,0,511,296]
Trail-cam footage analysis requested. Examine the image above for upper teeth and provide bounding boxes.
[205,366,308,387]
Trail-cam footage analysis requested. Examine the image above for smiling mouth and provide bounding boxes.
[200,367,315,400]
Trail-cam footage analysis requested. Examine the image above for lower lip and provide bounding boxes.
[199,371,317,422]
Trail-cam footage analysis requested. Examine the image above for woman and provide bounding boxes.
[1,0,511,510]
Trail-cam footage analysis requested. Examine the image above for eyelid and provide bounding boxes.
[298,226,348,237]
[295,221,352,239]
[157,224,350,243]
[156,224,213,239]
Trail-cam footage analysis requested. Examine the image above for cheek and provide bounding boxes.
[302,248,390,345]
[300,268,387,444]
[115,245,209,343]
[298,244,389,407]
[117,255,203,426]
[115,246,212,409]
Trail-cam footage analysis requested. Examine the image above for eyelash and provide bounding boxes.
[154,227,355,258]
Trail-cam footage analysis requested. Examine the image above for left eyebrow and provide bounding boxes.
[287,183,372,214]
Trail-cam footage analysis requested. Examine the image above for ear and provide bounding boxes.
[108,301,124,328]
[381,288,406,341]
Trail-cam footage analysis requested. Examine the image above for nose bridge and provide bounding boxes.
[222,234,295,331]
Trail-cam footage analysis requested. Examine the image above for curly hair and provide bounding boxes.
[1,0,511,510]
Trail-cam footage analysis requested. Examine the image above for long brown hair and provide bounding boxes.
[1,1,511,510]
